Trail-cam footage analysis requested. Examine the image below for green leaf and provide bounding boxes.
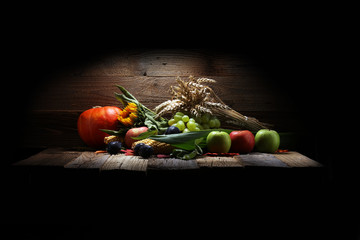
[171,142,199,151]
[194,138,204,154]
[115,93,137,106]
[114,93,127,106]
[170,138,204,160]
[116,85,138,102]
[149,129,232,150]
[171,149,189,158]
[100,128,128,136]
[149,129,232,144]
[131,130,158,140]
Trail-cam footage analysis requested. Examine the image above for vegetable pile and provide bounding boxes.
[77,77,279,159]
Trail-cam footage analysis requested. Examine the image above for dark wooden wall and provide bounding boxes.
[23,49,305,149]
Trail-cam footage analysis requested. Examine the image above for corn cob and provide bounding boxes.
[104,135,124,144]
[132,139,174,155]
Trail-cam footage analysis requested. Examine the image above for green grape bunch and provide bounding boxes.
[168,112,221,133]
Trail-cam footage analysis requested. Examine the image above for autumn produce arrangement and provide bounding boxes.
[77,76,281,160]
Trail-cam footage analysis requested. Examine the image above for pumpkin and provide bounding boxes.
[77,106,121,148]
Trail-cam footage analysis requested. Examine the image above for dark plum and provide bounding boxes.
[134,143,145,155]
[165,126,181,135]
[106,141,122,155]
[138,144,154,158]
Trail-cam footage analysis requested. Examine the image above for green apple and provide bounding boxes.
[206,131,232,153]
[254,129,280,153]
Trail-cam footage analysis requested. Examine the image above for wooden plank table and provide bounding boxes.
[13,148,322,173]
[9,147,326,228]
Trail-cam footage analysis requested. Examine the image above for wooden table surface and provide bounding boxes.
[13,148,322,174]
[9,148,328,233]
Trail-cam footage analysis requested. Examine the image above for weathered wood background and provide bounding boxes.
[23,49,306,149]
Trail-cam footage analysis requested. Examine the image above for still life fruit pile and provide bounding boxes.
[77,76,281,160]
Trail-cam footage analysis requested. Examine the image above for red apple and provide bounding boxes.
[124,127,148,148]
[229,130,255,153]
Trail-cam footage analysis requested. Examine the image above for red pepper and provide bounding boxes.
[275,149,289,153]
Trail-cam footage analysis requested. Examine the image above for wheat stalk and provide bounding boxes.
[154,76,271,131]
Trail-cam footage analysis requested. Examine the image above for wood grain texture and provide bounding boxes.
[13,148,81,167]
[239,153,289,167]
[59,49,258,77]
[102,155,148,172]
[31,76,291,112]
[64,152,110,169]
[14,149,322,171]
[273,151,322,167]
[196,155,243,168]
[147,158,198,170]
